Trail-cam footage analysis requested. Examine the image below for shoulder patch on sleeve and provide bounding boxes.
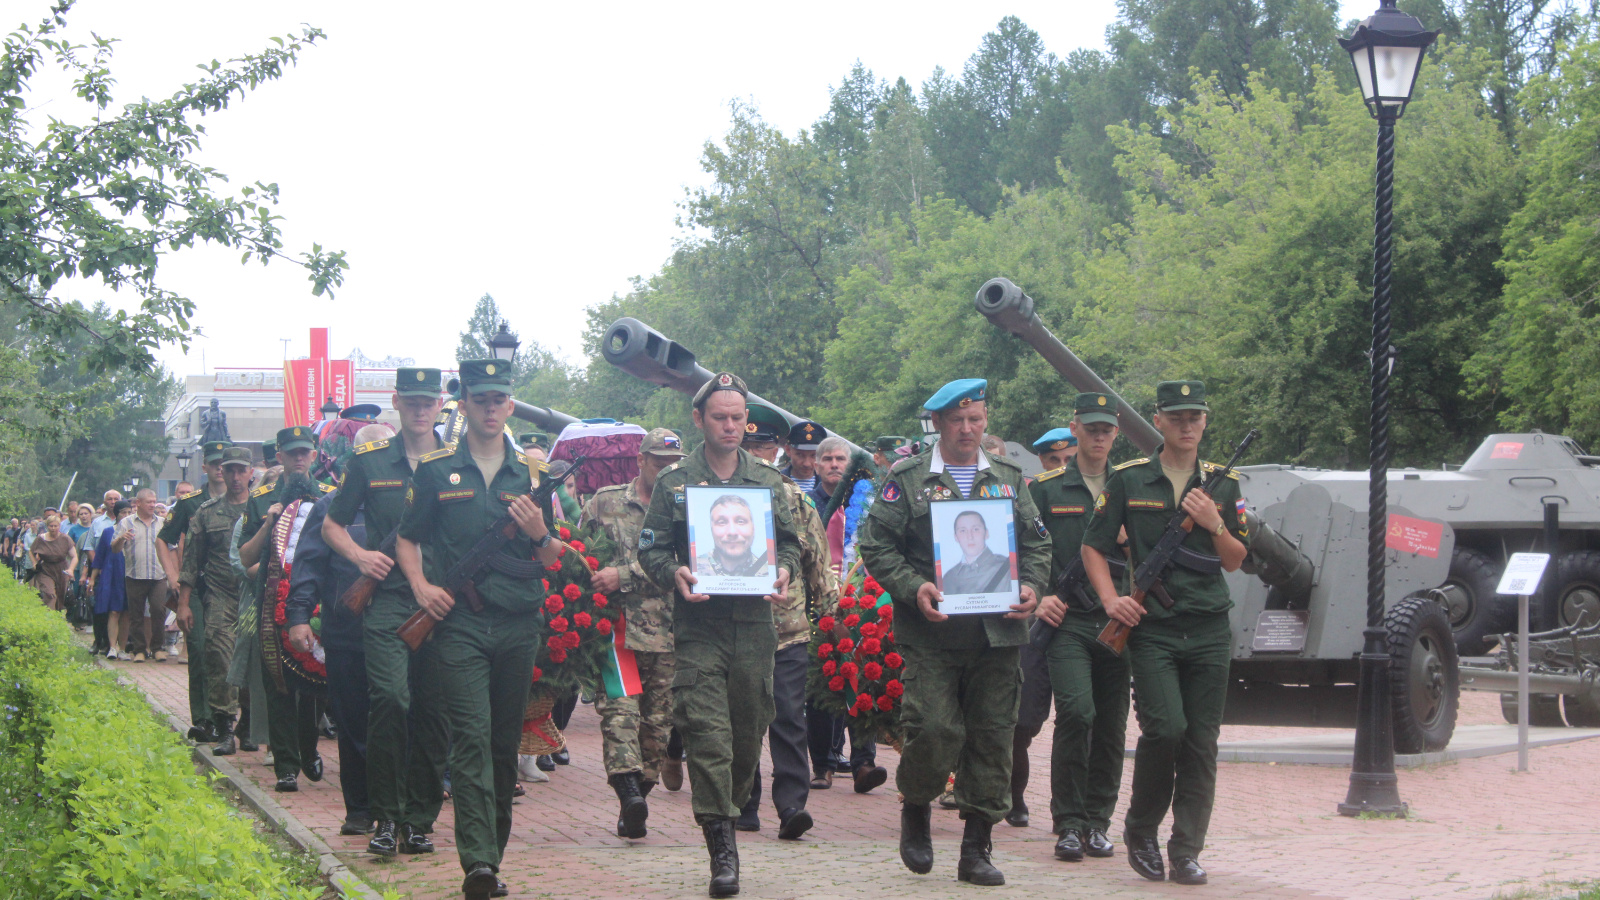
[180,489,203,501]
[1113,457,1149,472]
[1200,460,1240,480]
[354,438,391,455]
[250,484,274,498]
[419,447,454,464]
[1035,465,1067,482]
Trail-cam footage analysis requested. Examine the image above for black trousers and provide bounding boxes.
[743,642,811,817]
[807,705,877,775]
[266,684,321,780]
[325,645,371,822]
[1011,640,1055,806]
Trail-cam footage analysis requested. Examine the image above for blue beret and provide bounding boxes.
[341,404,383,421]
[924,378,988,412]
[1031,428,1077,453]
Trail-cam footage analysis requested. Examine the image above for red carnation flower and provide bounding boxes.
[273,600,287,626]
[593,594,608,608]
[860,622,878,638]
[822,660,837,676]
[864,662,883,680]
[864,576,881,592]
[547,636,564,650]
[532,666,543,682]
[546,563,562,571]
[818,643,834,658]
[818,616,836,631]
[569,539,586,553]
[549,648,567,664]
[828,676,846,692]
[840,662,858,678]
[842,583,856,597]
[839,596,857,609]
[597,619,613,635]
[563,631,581,648]
[545,595,565,614]
[856,692,873,708]
[843,613,860,628]
[885,679,905,697]
[549,616,569,633]
[563,583,583,601]
[558,526,571,541]
[877,695,894,712]
[885,652,904,669]
[878,604,894,621]
[585,556,600,570]
[861,638,881,654]
[837,638,855,653]
[573,612,592,628]
[542,579,550,592]
[882,630,894,644]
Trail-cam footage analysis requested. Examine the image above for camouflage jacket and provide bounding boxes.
[777,479,838,649]
[179,496,246,604]
[581,479,672,653]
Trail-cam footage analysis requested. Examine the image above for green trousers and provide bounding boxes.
[434,609,540,874]
[1047,612,1130,834]
[364,592,449,828]
[671,617,775,824]
[186,584,209,725]
[265,681,319,779]
[895,643,1021,825]
[202,587,239,716]
[1124,613,1232,859]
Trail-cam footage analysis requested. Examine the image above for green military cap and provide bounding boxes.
[201,440,232,463]
[396,367,442,397]
[1074,392,1120,426]
[874,435,911,453]
[743,404,788,444]
[276,425,318,453]
[692,371,747,409]
[218,446,253,468]
[458,358,513,395]
[262,439,277,464]
[518,432,551,451]
[1155,380,1210,412]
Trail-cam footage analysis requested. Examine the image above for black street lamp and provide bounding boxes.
[175,447,193,483]
[1337,0,1437,819]
[320,396,340,422]
[917,410,936,435]
[488,321,521,363]
[122,481,133,495]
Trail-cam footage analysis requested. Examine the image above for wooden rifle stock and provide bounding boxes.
[397,581,485,651]
[1093,526,1193,655]
[341,577,378,616]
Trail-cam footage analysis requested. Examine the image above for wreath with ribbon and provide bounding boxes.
[260,498,326,693]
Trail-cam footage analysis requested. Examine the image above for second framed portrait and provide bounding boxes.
[686,486,777,595]
[931,498,1019,614]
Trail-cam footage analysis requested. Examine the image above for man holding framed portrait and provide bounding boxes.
[858,378,1052,887]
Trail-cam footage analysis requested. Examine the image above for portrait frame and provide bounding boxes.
[931,498,1019,615]
[686,485,777,595]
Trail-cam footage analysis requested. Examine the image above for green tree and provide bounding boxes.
[454,292,587,416]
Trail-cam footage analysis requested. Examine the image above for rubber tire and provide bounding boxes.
[1439,547,1513,656]
[1549,550,1600,630]
[1387,596,1460,754]
[1564,692,1600,728]
[1500,692,1569,727]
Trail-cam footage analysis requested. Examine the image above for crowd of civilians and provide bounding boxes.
[2,487,187,661]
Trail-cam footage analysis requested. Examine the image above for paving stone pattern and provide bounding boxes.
[113,652,1599,900]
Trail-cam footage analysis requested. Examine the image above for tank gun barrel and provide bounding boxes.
[600,316,864,455]
[440,378,581,447]
[974,277,1162,454]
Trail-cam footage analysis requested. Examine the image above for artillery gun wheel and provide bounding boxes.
[1563,691,1600,728]
[1550,551,1600,630]
[1438,547,1513,656]
[1500,692,1568,727]
[1387,596,1460,754]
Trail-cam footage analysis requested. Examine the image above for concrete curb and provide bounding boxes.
[95,654,385,900]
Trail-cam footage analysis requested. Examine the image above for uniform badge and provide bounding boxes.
[406,485,415,504]
[745,423,757,433]
[638,528,655,550]
[1180,384,1191,396]
[1034,517,1048,539]
[416,370,426,381]
[1097,396,1108,406]
[881,482,901,502]
[293,427,302,436]
[718,373,732,386]
[1094,492,1108,515]
[485,363,496,375]
[449,472,461,485]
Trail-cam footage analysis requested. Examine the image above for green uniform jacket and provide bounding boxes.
[179,496,246,602]
[858,447,1052,650]
[580,479,673,653]
[397,436,544,615]
[328,435,439,593]
[637,446,802,623]
[160,488,211,545]
[1079,449,1252,619]
[1029,458,1117,610]
[239,478,336,546]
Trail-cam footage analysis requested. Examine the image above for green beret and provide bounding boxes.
[692,372,748,410]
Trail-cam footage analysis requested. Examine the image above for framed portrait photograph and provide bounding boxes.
[686,486,778,596]
[931,498,1020,615]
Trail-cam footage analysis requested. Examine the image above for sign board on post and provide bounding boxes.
[1495,551,1550,774]
[1496,552,1551,597]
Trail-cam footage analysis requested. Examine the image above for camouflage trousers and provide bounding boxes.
[594,650,675,782]
[202,587,240,716]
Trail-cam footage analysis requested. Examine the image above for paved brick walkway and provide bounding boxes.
[111,649,1598,900]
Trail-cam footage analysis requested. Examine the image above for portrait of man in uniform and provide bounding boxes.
[687,486,776,593]
[932,499,1020,613]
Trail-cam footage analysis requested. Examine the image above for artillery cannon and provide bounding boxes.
[1460,618,1600,728]
[600,316,864,455]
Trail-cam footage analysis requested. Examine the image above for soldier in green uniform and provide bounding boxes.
[1030,396,1131,862]
[324,368,451,858]
[396,359,564,900]
[262,439,277,467]
[238,425,336,792]
[517,432,551,462]
[161,439,231,741]
[175,447,253,753]
[637,372,801,899]
[858,378,1052,887]
[872,435,912,471]
[1080,381,1249,886]
[583,428,687,840]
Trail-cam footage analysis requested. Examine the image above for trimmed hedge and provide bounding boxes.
[0,575,320,899]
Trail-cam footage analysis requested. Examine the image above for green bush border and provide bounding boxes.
[0,575,319,899]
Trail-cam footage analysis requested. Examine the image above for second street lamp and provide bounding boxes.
[489,321,521,363]
[320,396,340,422]
[175,447,193,483]
[1337,0,1437,819]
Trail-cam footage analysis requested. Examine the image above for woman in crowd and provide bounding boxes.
[89,500,132,658]
[29,513,77,612]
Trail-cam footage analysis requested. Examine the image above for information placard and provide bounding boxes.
[1495,552,1551,596]
[1251,610,1309,653]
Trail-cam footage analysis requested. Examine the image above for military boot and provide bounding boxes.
[212,714,238,756]
[899,801,934,874]
[702,818,740,897]
[957,816,1005,886]
[610,772,649,839]
[368,821,398,858]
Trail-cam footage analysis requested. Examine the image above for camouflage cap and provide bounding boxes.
[218,446,253,468]
[691,372,747,410]
[1073,392,1120,426]
[395,367,443,397]
[1155,380,1209,412]
[458,359,513,395]
[642,427,687,457]
[201,440,232,463]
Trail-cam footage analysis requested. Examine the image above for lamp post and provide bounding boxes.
[917,410,936,436]
[488,321,521,363]
[122,481,133,495]
[1337,0,1436,819]
[320,396,340,422]
[175,447,193,484]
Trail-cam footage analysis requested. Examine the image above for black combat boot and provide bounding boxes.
[957,816,1005,886]
[236,706,258,752]
[399,823,434,854]
[212,714,238,756]
[367,820,398,857]
[610,772,649,839]
[899,801,934,874]
[187,719,217,743]
[702,818,740,897]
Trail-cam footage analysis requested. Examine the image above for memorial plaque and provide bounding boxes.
[1252,610,1309,653]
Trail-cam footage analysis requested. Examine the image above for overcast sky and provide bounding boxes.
[23,0,1373,378]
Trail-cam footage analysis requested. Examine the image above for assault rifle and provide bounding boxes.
[341,521,402,615]
[1026,553,1127,651]
[1094,430,1258,655]
[396,456,588,651]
